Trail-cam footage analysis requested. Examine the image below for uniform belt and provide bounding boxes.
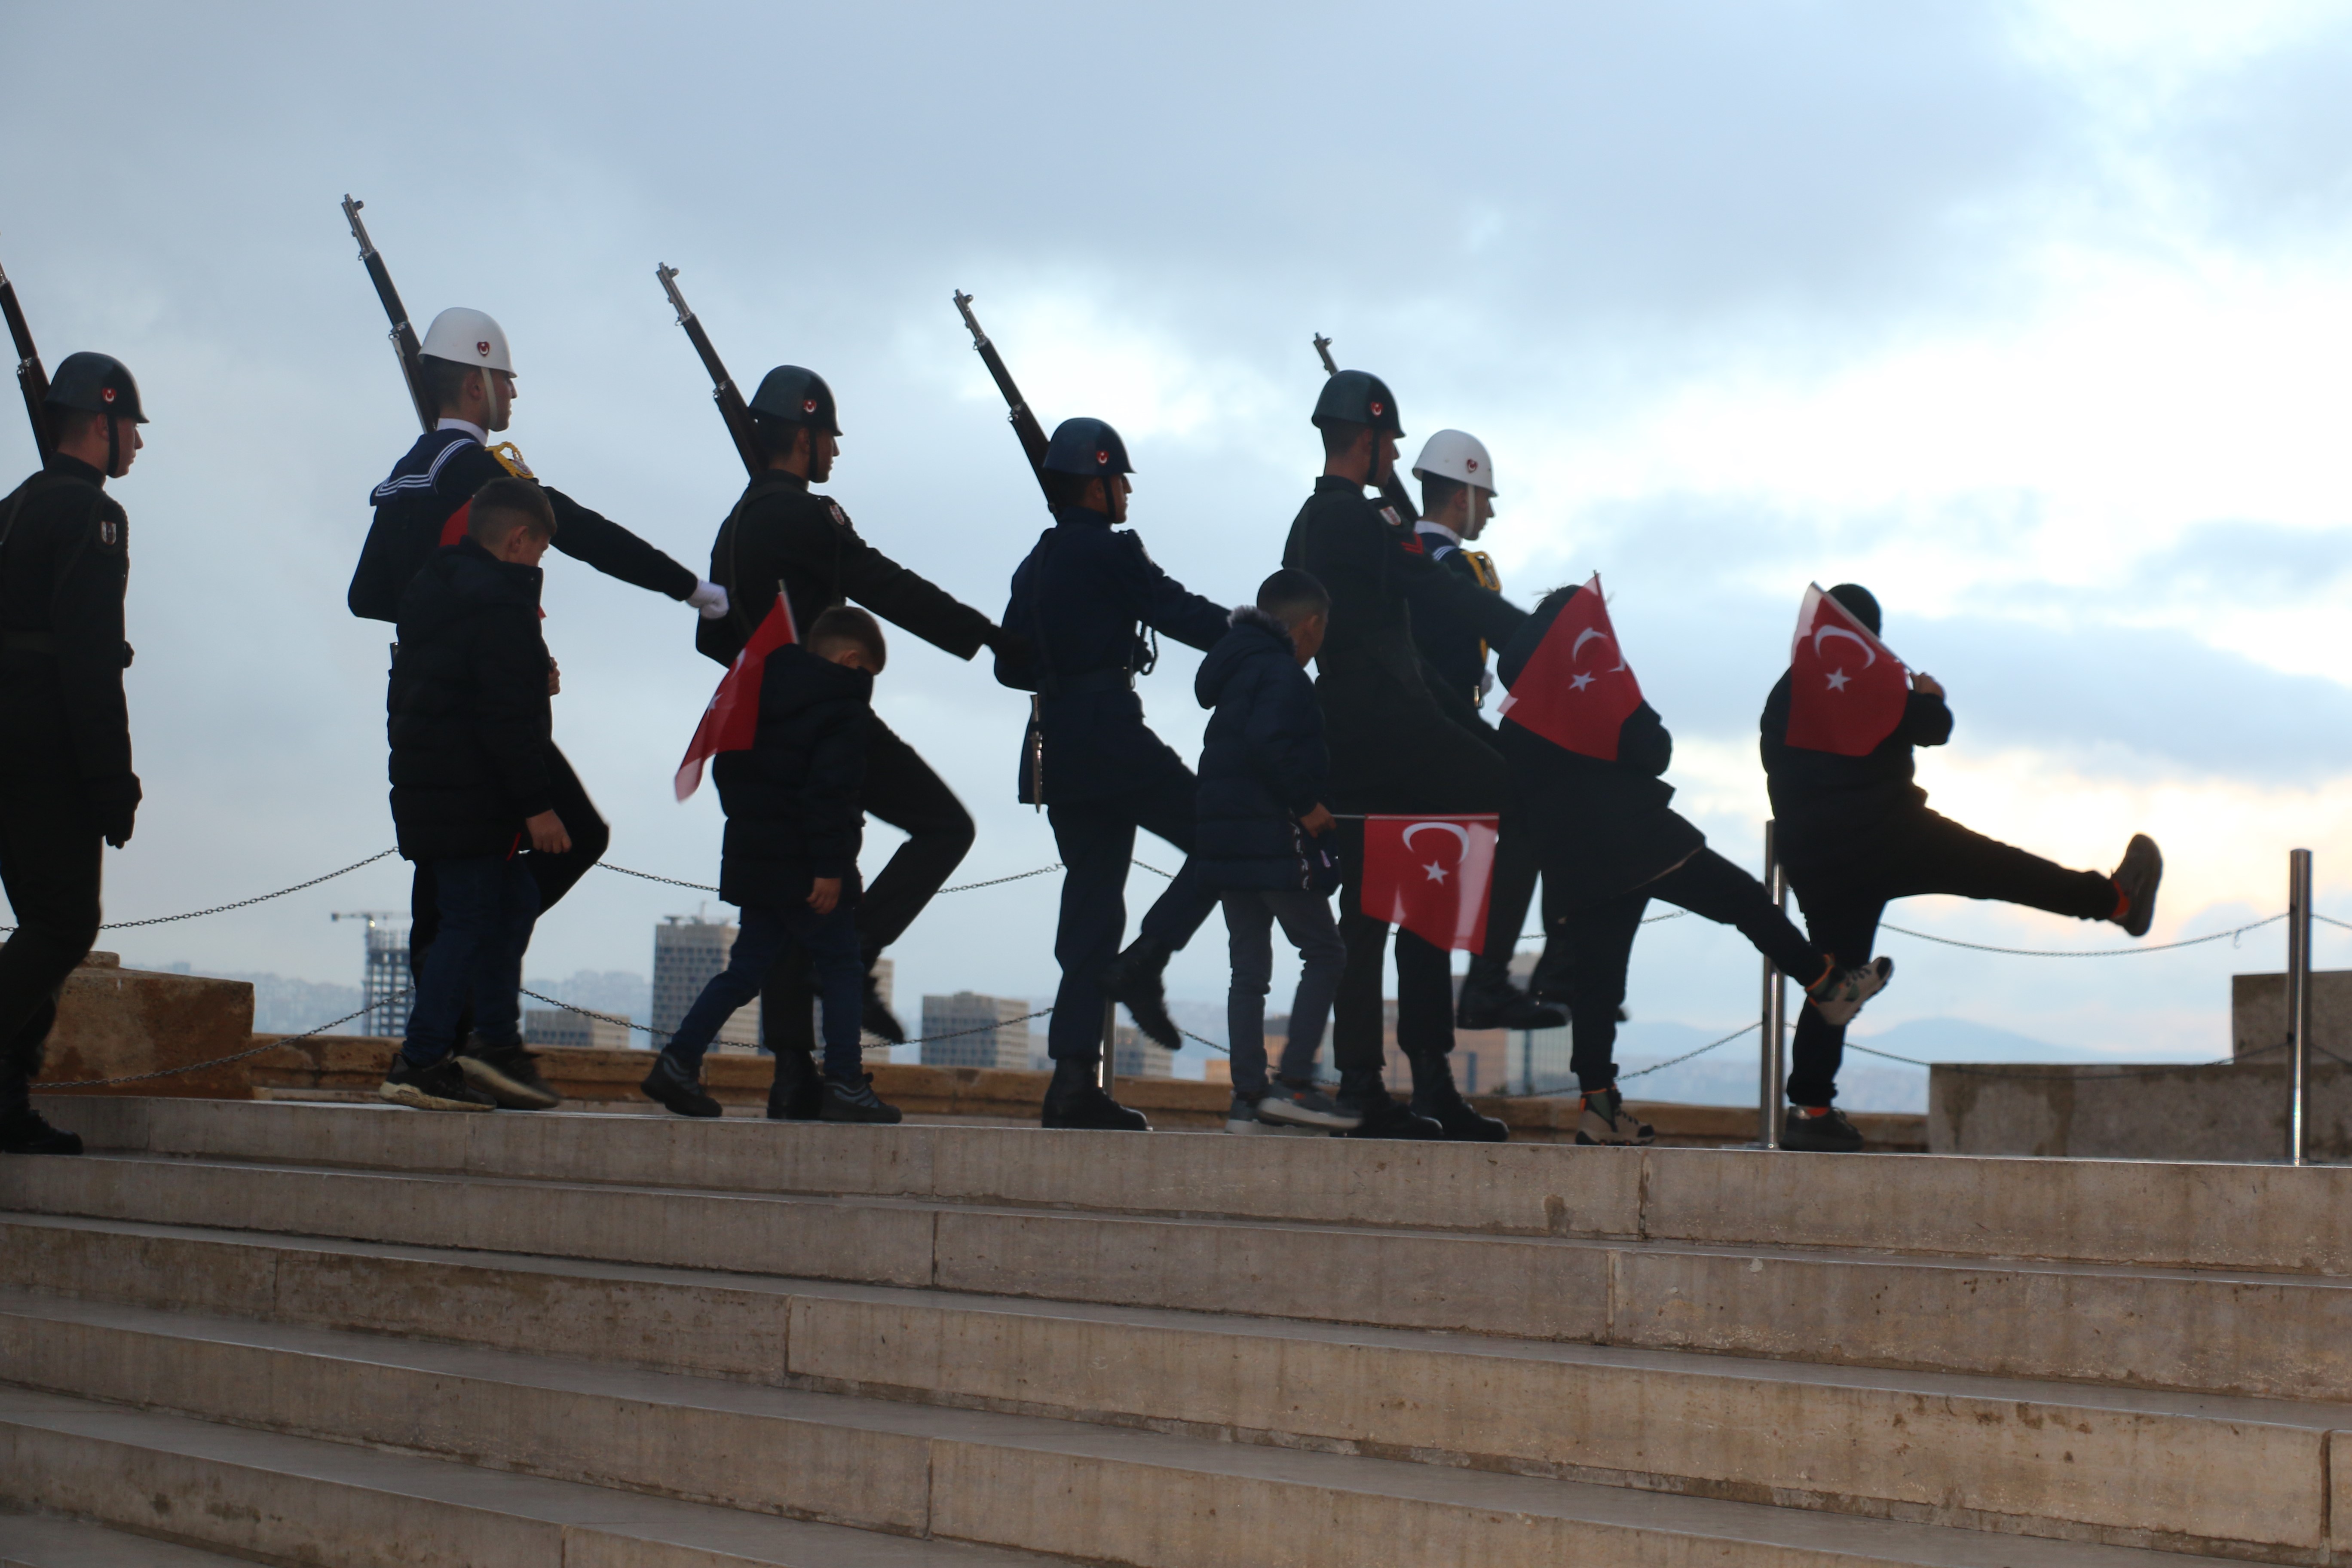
[1053,667,1135,696]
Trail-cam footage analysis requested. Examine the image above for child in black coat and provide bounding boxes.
[1193,570,1357,1133]
[641,606,900,1123]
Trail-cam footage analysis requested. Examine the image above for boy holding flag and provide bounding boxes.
[1760,583,2162,1151]
[1495,577,1894,1145]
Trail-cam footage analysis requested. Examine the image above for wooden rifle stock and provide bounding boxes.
[952,291,1050,498]
[0,250,54,465]
[1310,331,1419,523]
[341,196,438,434]
[656,265,764,478]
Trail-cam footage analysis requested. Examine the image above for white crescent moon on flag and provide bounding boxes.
[1401,821,1471,860]
[1571,625,1628,673]
[1812,625,1876,667]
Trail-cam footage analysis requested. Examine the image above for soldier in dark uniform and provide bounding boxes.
[351,307,725,1110]
[1282,373,1526,1140]
[0,354,147,1156]
[998,418,1231,1130]
[1402,429,1565,1034]
[698,366,1013,1117]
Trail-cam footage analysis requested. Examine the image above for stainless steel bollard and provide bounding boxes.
[1100,999,1119,1097]
[1759,821,1788,1150]
[2288,847,2313,1165]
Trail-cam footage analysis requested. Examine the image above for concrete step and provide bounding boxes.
[2,1285,2340,1557]
[0,1387,1082,1568]
[4,1510,263,1566]
[12,1156,2352,1406]
[40,1095,2352,1274]
[0,1330,2276,1568]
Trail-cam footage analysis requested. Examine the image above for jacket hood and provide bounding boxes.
[763,642,873,713]
[1195,605,1295,709]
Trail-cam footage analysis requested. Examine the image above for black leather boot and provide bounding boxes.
[1454,956,1566,1031]
[1041,1057,1149,1131]
[1099,934,1178,1049]
[766,1047,824,1121]
[1335,1067,1443,1141]
[1406,1050,1508,1142]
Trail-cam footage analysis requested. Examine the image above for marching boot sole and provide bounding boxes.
[456,1055,561,1110]
[378,1081,493,1114]
[2116,833,2164,939]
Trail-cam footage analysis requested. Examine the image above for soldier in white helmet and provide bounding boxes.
[1403,429,1567,1034]
[351,307,730,1111]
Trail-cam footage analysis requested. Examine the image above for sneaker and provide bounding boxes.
[766,1048,824,1121]
[1224,1093,1264,1134]
[1256,1079,1363,1131]
[1455,971,1567,1032]
[1805,956,1894,1027]
[2112,833,2163,938]
[380,1056,497,1113]
[0,1107,84,1155]
[639,1053,722,1118]
[1782,1104,1865,1153]
[1041,1083,1151,1132]
[821,1071,903,1124]
[457,1041,561,1110]
[1099,936,1179,1050]
[861,966,907,1044]
[1575,1087,1653,1147]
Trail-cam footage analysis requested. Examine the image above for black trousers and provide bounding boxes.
[410,743,609,984]
[1784,808,2115,1106]
[759,716,975,1052]
[0,776,103,1116]
[1562,848,1823,1093]
[1041,769,1218,1065]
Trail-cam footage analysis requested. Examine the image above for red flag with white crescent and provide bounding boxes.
[674,593,799,801]
[1494,572,1642,761]
[1359,814,1500,952]
[1785,583,1909,756]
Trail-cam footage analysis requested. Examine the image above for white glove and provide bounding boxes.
[1477,669,1495,701]
[688,580,730,620]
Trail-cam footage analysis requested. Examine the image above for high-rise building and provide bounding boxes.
[1027,1020,1176,1079]
[651,916,759,1050]
[331,913,412,1038]
[919,992,1030,1070]
[522,1008,633,1052]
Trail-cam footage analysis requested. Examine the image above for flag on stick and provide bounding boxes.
[1785,583,1909,756]
[1359,814,1501,952]
[1494,572,1642,760]
[674,592,797,800]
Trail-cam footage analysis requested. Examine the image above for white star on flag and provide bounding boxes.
[1424,861,1448,882]
[1825,669,1850,692]
[1570,673,1594,691]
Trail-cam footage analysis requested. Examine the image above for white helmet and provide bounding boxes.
[419,307,514,374]
[1410,428,1496,496]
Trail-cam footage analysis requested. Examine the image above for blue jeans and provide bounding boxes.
[666,901,865,1079]
[1222,888,1347,1097]
[400,854,541,1069]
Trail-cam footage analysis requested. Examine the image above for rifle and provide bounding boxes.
[952,291,1050,498]
[341,195,438,433]
[657,264,763,478]
[0,248,53,465]
[1311,331,1419,523]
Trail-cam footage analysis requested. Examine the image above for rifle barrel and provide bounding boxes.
[341,195,437,433]
[0,253,55,465]
[656,264,763,478]
[952,291,1050,489]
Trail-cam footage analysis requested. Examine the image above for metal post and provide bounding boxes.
[1100,999,1119,1097]
[2288,847,2314,1165]
[1759,821,1788,1150]
[1522,1028,1534,1096]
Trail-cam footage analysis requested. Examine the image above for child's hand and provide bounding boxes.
[547,659,561,697]
[1299,804,1336,835]
[808,876,842,914]
[526,810,572,854]
[1912,671,1945,698]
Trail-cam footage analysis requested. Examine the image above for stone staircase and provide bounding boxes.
[2,1098,2346,1566]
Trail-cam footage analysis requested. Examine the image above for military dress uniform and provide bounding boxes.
[1283,373,1525,1138]
[0,357,147,1156]
[999,494,1228,1082]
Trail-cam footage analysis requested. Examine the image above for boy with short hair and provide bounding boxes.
[1194,569,1359,1132]
[380,478,568,1112]
[641,605,900,1123]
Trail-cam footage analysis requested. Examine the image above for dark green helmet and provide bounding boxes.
[46,352,147,424]
[748,365,840,437]
[1042,416,1132,476]
[1311,369,1399,438]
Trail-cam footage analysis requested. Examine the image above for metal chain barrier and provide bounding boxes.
[37,998,391,1088]
[0,848,401,936]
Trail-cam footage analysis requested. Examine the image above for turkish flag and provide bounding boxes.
[1785,583,1909,756]
[1494,573,1642,760]
[674,592,798,800]
[1359,814,1500,952]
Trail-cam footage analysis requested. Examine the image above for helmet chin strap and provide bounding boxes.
[104,413,119,478]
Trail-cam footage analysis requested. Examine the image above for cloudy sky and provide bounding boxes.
[6,0,2351,1068]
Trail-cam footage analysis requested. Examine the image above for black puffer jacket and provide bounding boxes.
[715,644,869,911]
[387,539,553,861]
[1758,670,1954,867]
[1192,607,1329,891]
[1493,584,1701,903]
